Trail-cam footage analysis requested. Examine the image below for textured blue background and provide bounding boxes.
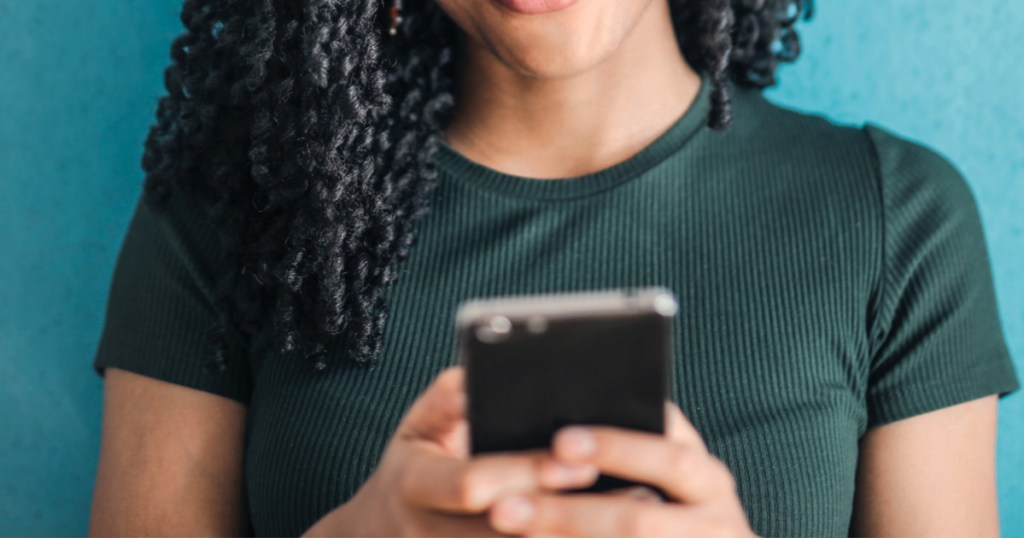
[0,1,1020,535]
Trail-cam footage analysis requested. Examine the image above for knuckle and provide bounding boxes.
[620,510,645,537]
[454,465,485,508]
[667,447,701,480]
[621,507,660,537]
[529,451,550,474]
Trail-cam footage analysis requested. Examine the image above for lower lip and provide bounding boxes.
[491,0,578,15]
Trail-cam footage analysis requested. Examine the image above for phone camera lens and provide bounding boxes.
[653,293,678,316]
[490,316,512,334]
[475,315,512,343]
[526,315,548,334]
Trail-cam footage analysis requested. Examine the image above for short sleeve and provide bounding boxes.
[863,124,1019,428]
[92,186,252,405]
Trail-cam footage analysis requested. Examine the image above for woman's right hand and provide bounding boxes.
[302,366,600,537]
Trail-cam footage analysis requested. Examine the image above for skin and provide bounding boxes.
[303,367,610,537]
[439,0,702,179]
[89,1,1005,536]
[850,396,1001,537]
[90,367,1002,536]
[89,368,250,536]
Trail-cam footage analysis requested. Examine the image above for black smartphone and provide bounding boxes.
[455,286,677,495]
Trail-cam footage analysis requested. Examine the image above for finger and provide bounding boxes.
[401,448,598,513]
[604,485,665,503]
[437,416,470,458]
[664,401,706,449]
[397,366,466,441]
[489,492,690,537]
[410,511,511,538]
[551,425,736,505]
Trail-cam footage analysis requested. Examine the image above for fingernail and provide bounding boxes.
[557,427,596,458]
[625,486,663,503]
[494,495,533,531]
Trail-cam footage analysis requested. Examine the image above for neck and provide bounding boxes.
[442,1,701,179]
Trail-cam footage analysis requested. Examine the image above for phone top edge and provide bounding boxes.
[454,286,678,327]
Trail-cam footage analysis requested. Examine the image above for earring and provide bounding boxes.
[388,0,404,36]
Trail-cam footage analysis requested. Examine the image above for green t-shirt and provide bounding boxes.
[92,77,1020,537]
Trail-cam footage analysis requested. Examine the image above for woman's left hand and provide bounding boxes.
[487,402,756,537]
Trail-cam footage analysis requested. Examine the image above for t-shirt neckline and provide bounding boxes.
[433,71,711,201]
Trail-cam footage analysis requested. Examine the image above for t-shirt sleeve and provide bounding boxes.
[863,124,1019,429]
[91,186,252,405]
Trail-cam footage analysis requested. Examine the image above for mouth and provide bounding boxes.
[491,0,578,15]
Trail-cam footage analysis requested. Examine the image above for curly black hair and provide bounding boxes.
[140,0,814,375]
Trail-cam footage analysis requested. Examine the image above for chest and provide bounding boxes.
[243,184,876,536]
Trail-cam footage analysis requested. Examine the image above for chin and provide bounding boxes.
[487,30,614,79]
[438,0,655,79]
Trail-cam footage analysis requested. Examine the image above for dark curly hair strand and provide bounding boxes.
[139,0,813,376]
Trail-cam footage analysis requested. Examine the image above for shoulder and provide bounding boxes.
[860,124,980,223]
[120,183,228,315]
[723,83,875,161]
[142,182,221,243]
[721,84,979,223]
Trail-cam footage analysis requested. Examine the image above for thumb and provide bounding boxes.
[664,400,707,451]
[397,366,467,442]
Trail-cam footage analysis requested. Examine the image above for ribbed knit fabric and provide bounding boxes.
[93,77,1019,537]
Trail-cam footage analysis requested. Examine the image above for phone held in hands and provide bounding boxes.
[455,286,677,495]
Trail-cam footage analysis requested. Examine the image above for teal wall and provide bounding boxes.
[0,1,1020,535]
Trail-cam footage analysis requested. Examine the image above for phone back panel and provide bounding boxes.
[457,293,674,493]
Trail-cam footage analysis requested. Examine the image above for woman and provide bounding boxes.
[88,0,1019,536]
